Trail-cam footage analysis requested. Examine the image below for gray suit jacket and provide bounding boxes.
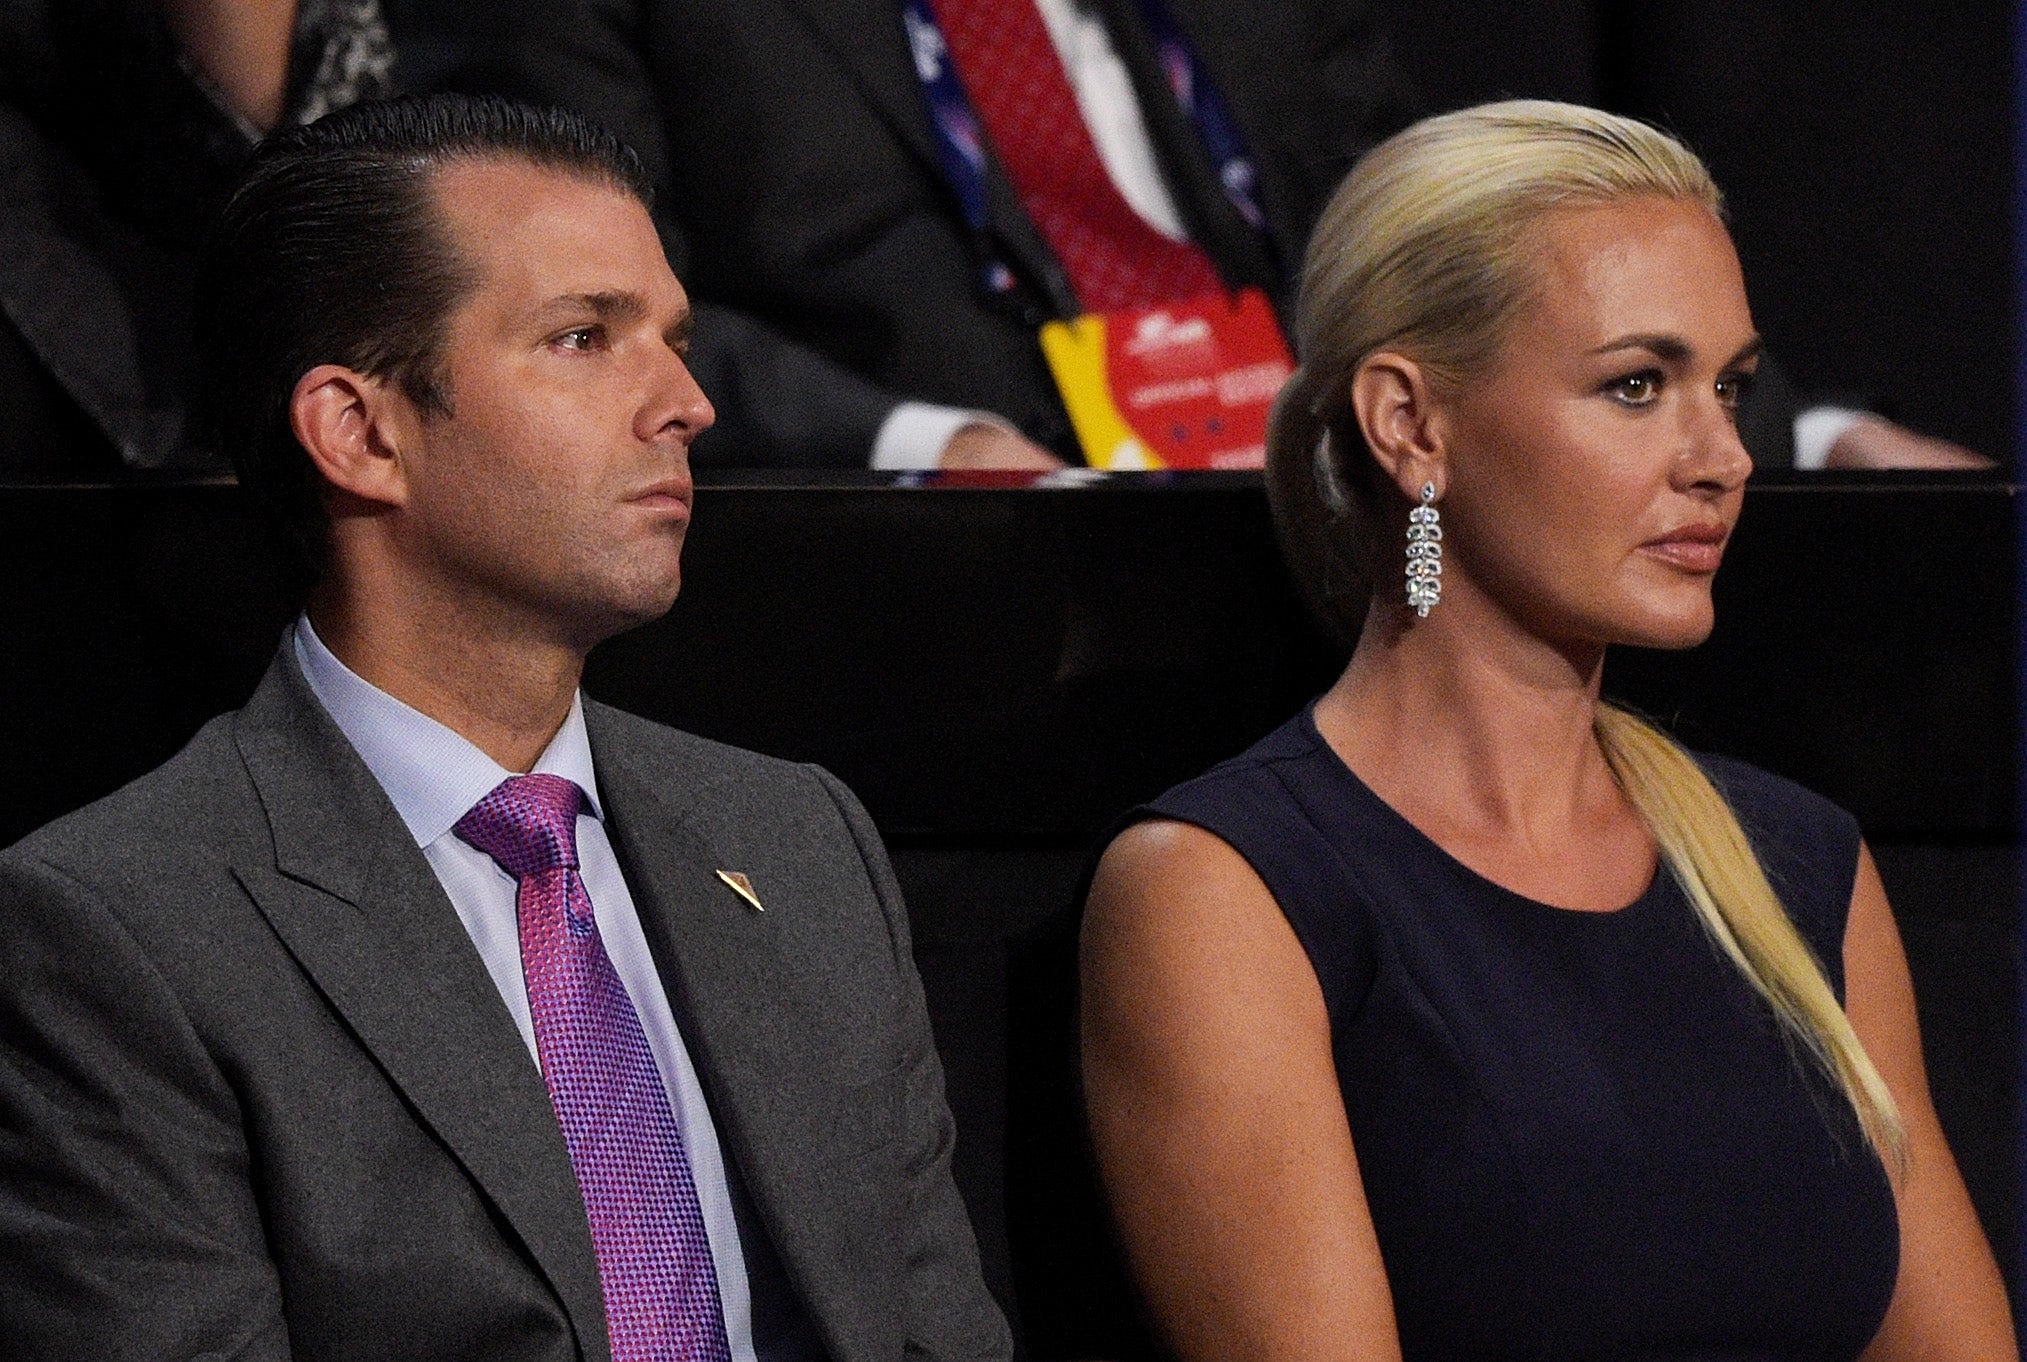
[0,647,1012,1362]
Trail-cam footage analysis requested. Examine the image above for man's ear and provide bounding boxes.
[288,364,416,509]
[1350,351,1448,503]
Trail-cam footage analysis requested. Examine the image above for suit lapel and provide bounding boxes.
[775,0,1077,316]
[775,0,941,171]
[1090,0,1284,294]
[0,106,191,469]
[229,653,612,1362]
[587,714,889,1362]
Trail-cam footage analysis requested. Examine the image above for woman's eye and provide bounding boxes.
[1608,371,1662,405]
[1715,370,1757,410]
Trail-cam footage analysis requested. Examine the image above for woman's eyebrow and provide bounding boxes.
[1587,333,1764,368]
[1589,332,1691,362]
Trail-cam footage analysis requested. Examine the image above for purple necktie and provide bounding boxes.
[455,774,731,1362]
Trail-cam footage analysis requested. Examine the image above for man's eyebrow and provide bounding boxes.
[1587,333,1764,368]
[536,290,649,325]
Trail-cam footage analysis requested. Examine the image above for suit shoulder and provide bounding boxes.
[4,711,259,878]
[582,700,882,882]
[582,699,815,791]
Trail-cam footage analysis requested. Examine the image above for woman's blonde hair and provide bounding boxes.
[1267,100,1905,1167]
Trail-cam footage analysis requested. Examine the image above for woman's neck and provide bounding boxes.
[1314,580,1652,909]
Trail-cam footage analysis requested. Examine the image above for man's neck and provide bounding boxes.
[306,593,585,774]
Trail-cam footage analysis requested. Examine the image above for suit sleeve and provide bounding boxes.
[682,302,902,470]
[808,769,1016,1362]
[405,0,905,468]
[0,853,293,1362]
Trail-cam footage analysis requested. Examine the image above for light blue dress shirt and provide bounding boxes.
[292,617,758,1360]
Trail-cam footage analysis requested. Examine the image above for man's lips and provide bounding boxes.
[629,479,693,516]
[1639,523,1728,573]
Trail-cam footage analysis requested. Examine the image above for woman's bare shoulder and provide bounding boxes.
[1089,817,1277,922]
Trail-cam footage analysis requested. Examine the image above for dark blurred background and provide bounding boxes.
[1375,0,2015,462]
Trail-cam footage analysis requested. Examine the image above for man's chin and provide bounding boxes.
[611,578,683,629]
[556,575,683,654]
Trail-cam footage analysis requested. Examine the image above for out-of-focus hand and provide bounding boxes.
[1824,415,1996,471]
[159,0,297,131]
[937,422,1067,471]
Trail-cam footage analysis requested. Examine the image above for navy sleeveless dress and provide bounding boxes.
[1135,706,1899,1360]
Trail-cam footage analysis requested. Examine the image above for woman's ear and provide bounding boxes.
[288,364,417,510]
[1350,351,1447,503]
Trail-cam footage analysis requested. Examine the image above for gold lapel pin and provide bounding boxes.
[715,869,764,913]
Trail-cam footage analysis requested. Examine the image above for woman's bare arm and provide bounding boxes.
[158,0,297,131]
[1080,819,1402,1362]
[1846,844,2016,1360]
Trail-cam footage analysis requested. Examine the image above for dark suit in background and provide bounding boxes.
[0,647,1010,1361]
[395,0,1417,458]
[0,0,903,475]
[0,0,261,478]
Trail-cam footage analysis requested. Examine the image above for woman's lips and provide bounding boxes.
[1639,525,1728,573]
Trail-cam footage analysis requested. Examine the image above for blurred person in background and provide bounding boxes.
[0,0,1054,474]
[394,0,1990,473]
[0,0,393,478]
[0,0,1989,476]
[399,0,1416,471]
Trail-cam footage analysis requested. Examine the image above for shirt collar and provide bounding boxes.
[291,614,604,847]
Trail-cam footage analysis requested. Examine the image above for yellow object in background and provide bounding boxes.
[1039,312,1161,470]
[1039,288,1292,471]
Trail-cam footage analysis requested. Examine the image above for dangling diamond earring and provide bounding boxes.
[1406,480,1442,617]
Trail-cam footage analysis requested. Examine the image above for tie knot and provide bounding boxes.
[454,773,586,878]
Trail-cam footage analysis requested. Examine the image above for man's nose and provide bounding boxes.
[640,346,715,443]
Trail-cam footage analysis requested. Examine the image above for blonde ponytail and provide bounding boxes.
[1594,705,1906,1170]
[1265,365,1369,652]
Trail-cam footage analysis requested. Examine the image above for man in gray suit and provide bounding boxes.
[0,94,1012,1362]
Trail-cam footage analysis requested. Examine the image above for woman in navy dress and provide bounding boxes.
[1080,102,2013,1361]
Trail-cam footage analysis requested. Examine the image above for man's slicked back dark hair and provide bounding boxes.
[196,94,653,592]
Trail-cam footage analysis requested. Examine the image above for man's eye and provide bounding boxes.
[557,326,602,351]
[1607,371,1663,405]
